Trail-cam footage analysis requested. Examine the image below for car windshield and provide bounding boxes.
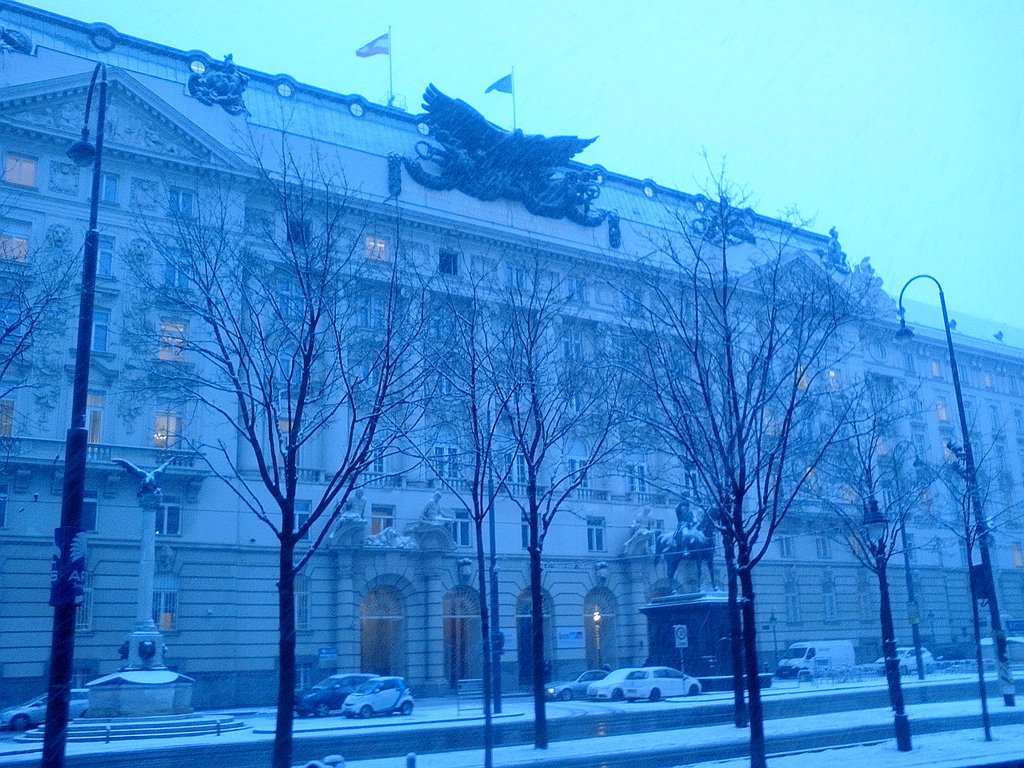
[311,679,334,690]
[625,670,648,680]
[353,681,381,694]
[788,646,809,658]
[579,671,605,681]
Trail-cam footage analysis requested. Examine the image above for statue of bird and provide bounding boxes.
[112,457,175,495]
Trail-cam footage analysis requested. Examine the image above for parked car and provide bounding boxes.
[586,667,644,701]
[545,669,609,701]
[295,673,377,717]
[342,676,414,718]
[874,647,936,676]
[775,640,855,679]
[1,689,89,731]
[621,667,702,701]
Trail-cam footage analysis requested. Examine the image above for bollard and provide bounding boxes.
[216,719,221,736]
[406,753,416,768]
[105,725,111,743]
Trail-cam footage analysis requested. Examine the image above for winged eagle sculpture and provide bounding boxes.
[112,457,175,496]
[403,85,606,226]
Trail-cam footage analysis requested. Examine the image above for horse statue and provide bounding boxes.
[655,502,716,590]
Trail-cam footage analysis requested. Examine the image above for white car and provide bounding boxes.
[622,667,702,701]
[1,689,89,731]
[341,676,414,718]
[874,647,936,676]
[586,667,644,700]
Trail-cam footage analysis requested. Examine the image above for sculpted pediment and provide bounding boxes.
[0,72,247,171]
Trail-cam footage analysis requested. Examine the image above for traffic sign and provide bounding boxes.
[673,624,688,649]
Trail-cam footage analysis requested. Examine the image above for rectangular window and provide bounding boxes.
[157,498,182,536]
[75,571,93,632]
[152,588,177,632]
[370,504,394,536]
[97,235,115,278]
[450,509,472,547]
[158,320,187,362]
[168,186,196,219]
[935,397,949,423]
[86,393,104,444]
[930,360,942,379]
[567,457,589,489]
[434,445,459,481]
[0,221,30,262]
[779,536,795,559]
[3,154,37,187]
[153,409,182,449]
[364,234,388,262]
[566,277,587,303]
[506,265,527,290]
[521,521,530,549]
[990,404,1002,432]
[785,587,801,623]
[99,171,119,204]
[91,308,110,353]
[296,499,311,541]
[563,329,584,360]
[815,535,832,559]
[438,248,459,276]
[163,258,190,290]
[1012,543,1024,568]
[0,399,12,437]
[295,575,310,631]
[983,371,995,389]
[587,516,606,552]
[82,489,98,532]
[628,463,648,494]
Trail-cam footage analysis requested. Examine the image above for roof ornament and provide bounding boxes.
[0,26,32,54]
[187,54,249,116]
[692,193,756,246]
[403,84,606,227]
[817,226,850,273]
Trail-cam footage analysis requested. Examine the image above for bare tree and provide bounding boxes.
[628,166,871,768]
[818,375,936,751]
[123,149,425,768]
[490,254,625,749]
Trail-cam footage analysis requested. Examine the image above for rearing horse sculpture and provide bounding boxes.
[655,502,716,590]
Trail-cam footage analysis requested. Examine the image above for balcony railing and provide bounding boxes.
[1,436,201,469]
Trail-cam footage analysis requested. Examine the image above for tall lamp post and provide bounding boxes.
[42,62,107,768]
[897,275,1016,707]
[864,498,913,752]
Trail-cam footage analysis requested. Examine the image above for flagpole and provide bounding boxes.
[510,67,516,131]
[387,25,394,107]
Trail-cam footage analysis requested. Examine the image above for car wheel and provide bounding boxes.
[611,688,624,701]
[314,703,329,718]
[648,688,661,702]
[10,714,32,731]
[688,684,700,697]
[400,700,414,716]
[359,705,373,719]
[557,689,572,701]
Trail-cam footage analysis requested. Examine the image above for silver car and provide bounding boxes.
[1,689,89,731]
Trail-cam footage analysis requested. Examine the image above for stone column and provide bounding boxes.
[123,491,166,669]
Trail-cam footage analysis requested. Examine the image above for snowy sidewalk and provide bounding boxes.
[333,698,1024,768]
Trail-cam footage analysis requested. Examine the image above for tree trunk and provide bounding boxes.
[723,529,748,728]
[877,559,913,751]
[475,520,495,768]
[529,522,548,749]
[738,562,765,768]
[272,538,297,768]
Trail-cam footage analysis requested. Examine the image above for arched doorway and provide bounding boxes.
[516,588,554,687]
[443,587,481,688]
[584,588,618,670]
[360,586,405,676]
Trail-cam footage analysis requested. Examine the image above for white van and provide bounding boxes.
[775,640,855,679]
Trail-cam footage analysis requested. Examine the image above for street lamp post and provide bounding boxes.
[898,519,926,680]
[42,62,107,768]
[897,275,1016,707]
[593,609,603,669]
[864,498,913,752]
[768,612,779,669]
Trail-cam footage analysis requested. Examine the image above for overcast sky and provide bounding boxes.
[18,0,1024,329]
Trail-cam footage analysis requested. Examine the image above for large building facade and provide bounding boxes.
[2,2,1024,707]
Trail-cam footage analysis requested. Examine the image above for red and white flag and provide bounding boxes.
[356,32,390,58]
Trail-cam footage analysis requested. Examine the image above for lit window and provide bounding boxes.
[157,498,182,536]
[3,154,37,187]
[168,186,196,219]
[91,309,110,353]
[152,572,178,631]
[0,221,29,262]
[158,320,187,361]
[930,360,942,379]
[365,235,388,261]
[438,248,459,276]
[587,516,606,552]
[97,235,114,277]
[370,505,395,535]
[983,371,994,389]
[86,393,104,444]
[154,410,182,449]
[935,397,949,423]
[0,400,12,437]
[99,171,119,204]
[827,369,842,391]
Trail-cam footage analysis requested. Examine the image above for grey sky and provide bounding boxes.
[17,0,1024,327]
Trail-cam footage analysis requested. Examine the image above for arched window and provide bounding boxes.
[360,586,405,676]
[443,587,481,687]
[516,589,554,686]
[584,588,618,670]
[153,572,179,631]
